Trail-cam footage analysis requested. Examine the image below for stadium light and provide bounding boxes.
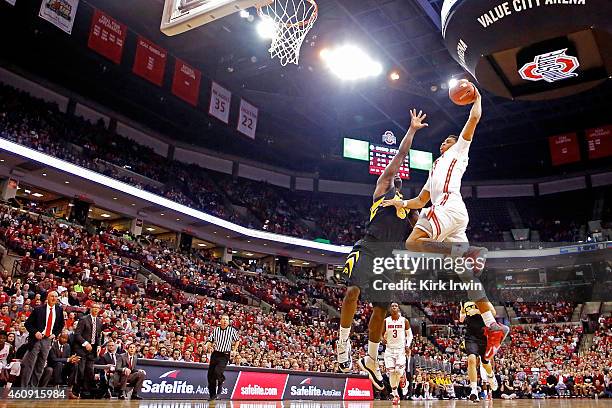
[390,71,400,81]
[320,45,383,80]
[257,15,276,39]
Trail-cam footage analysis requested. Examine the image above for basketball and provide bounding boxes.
[449,79,476,106]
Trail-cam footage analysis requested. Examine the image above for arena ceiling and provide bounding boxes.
[1,0,610,179]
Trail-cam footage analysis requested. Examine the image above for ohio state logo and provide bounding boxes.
[382,130,396,145]
[519,49,579,83]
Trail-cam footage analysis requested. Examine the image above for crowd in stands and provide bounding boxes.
[0,83,601,246]
[512,301,575,324]
[0,202,609,399]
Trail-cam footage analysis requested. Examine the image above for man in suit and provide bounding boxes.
[21,291,64,387]
[97,339,121,398]
[115,343,145,400]
[70,303,103,398]
[40,332,80,387]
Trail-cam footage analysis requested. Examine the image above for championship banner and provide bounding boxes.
[133,36,168,86]
[87,9,127,64]
[586,125,612,160]
[38,0,79,34]
[171,58,201,106]
[209,81,231,124]
[237,99,258,139]
[549,133,580,166]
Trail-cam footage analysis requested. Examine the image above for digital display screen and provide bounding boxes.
[368,144,410,179]
[410,149,433,171]
[343,138,369,161]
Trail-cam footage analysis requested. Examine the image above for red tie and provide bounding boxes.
[45,307,53,337]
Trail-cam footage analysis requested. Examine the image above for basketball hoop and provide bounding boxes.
[257,0,318,66]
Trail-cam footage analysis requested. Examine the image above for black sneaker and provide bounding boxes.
[358,356,385,390]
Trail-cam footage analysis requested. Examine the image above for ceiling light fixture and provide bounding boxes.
[320,45,383,80]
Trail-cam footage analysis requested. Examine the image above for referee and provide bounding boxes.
[205,314,239,401]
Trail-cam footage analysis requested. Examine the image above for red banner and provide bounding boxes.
[87,9,127,64]
[171,59,201,106]
[549,133,580,166]
[343,377,374,400]
[133,36,167,86]
[231,371,288,400]
[586,125,612,160]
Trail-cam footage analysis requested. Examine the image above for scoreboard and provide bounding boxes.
[369,144,410,179]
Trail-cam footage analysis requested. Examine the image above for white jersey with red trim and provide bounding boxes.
[423,136,471,213]
[385,315,408,349]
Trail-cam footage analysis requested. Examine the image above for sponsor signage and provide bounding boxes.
[231,371,288,400]
[283,375,345,400]
[344,377,374,400]
[139,363,238,400]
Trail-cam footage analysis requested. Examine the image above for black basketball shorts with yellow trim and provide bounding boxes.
[341,239,398,300]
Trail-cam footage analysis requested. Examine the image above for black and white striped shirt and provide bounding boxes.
[208,326,239,353]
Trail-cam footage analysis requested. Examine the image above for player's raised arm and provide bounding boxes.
[373,109,428,198]
[459,87,482,142]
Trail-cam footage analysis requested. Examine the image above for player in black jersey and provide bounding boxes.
[336,109,428,390]
[460,301,498,402]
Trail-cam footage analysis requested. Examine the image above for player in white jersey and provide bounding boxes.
[382,303,412,405]
[381,87,509,360]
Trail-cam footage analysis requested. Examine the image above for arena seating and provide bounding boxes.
[1,202,611,398]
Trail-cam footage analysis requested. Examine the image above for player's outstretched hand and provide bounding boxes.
[381,199,404,209]
[409,109,428,131]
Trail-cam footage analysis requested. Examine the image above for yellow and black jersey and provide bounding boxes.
[365,186,413,243]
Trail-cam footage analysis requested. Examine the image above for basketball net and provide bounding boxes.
[257,0,318,66]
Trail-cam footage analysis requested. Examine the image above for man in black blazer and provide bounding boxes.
[40,332,80,386]
[21,291,65,387]
[115,343,146,400]
[97,339,121,398]
[70,303,103,398]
